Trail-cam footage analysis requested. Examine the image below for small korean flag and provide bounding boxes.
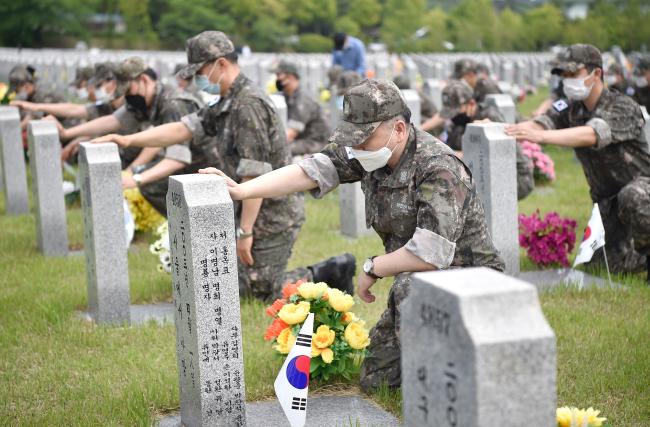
[574,203,606,267]
[274,313,314,427]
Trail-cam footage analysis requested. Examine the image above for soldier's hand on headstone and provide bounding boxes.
[61,140,80,162]
[236,235,254,266]
[9,100,34,111]
[198,167,244,200]
[43,115,67,139]
[505,124,544,144]
[91,134,129,147]
[357,272,377,303]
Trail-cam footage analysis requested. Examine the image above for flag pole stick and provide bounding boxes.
[602,245,614,288]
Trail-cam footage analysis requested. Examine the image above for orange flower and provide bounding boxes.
[265,298,286,318]
[264,318,289,341]
[282,279,306,299]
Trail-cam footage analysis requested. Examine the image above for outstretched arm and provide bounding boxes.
[11,100,89,119]
[61,114,121,141]
[506,122,596,148]
[92,122,191,149]
[199,164,318,200]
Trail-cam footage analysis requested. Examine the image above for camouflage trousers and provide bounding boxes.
[291,138,327,156]
[590,176,650,273]
[359,272,412,392]
[238,225,312,301]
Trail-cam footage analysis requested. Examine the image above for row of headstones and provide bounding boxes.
[0,47,552,100]
[166,173,556,426]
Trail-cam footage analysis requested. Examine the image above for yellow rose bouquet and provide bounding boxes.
[264,280,370,381]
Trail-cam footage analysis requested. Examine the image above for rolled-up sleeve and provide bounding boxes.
[405,158,470,268]
[287,119,306,133]
[533,114,557,130]
[181,112,204,139]
[587,117,613,150]
[165,143,192,164]
[405,227,456,269]
[236,158,272,178]
[298,153,340,198]
[112,106,139,132]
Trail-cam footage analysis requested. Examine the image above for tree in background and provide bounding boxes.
[380,0,426,52]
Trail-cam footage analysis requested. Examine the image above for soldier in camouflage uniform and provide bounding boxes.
[605,63,636,98]
[75,56,206,215]
[94,31,356,301]
[441,81,535,200]
[8,64,65,128]
[633,58,650,111]
[507,44,650,279]
[392,74,438,128]
[199,79,505,390]
[71,66,95,101]
[474,62,503,104]
[274,60,330,156]
[452,59,502,104]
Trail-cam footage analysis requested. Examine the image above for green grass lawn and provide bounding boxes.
[1,88,649,426]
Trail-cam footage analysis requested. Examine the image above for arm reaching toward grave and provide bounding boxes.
[198,164,318,200]
[505,123,596,147]
[61,114,121,141]
[11,101,89,119]
[92,121,192,148]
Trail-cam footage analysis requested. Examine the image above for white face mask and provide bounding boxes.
[563,72,595,101]
[635,76,648,88]
[349,124,397,172]
[95,86,111,102]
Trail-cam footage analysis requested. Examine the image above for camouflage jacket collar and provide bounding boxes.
[213,72,250,114]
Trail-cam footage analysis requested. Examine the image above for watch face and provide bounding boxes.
[363,259,372,273]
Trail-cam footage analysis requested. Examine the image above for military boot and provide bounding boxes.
[308,253,356,295]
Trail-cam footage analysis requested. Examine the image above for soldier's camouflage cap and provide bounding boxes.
[8,65,36,92]
[440,80,474,119]
[177,31,235,79]
[72,66,94,87]
[453,58,478,79]
[392,74,411,90]
[551,44,602,75]
[273,60,300,78]
[88,62,117,87]
[114,57,148,98]
[329,79,409,147]
[336,70,362,95]
[638,57,650,72]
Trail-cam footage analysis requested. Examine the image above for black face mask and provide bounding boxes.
[125,94,147,116]
[275,79,285,92]
[451,112,471,127]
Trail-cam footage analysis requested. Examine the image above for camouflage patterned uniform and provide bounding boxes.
[441,81,535,200]
[275,60,330,155]
[633,58,650,110]
[297,79,505,391]
[285,88,330,155]
[535,44,650,272]
[393,74,438,125]
[9,65,65,120]
[474,76,502,104]
[113,57,207,215]
[178,31,305,301]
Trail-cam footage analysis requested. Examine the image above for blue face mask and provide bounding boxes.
[194,62,223,95]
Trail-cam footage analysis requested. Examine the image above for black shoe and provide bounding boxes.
[308,253,356,295]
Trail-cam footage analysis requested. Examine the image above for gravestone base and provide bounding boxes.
[157,395,400,427]
[77,303,175,326]
[518,268,622,291]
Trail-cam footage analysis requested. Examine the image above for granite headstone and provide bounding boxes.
[79,142,130,324]
[401,268,556,427]
[167,174,246,427]
[27,120,68,256]
[0,106,29,214]
[462,123,519,274]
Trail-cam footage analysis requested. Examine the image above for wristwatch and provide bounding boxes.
[363,256,381,280]
[236,227,253,240]
[132,173,143,187]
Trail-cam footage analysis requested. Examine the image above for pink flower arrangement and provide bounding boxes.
[520,140,556,182]
[519,210,577,267]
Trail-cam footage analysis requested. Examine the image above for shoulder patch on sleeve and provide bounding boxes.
[552,99,568,112]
